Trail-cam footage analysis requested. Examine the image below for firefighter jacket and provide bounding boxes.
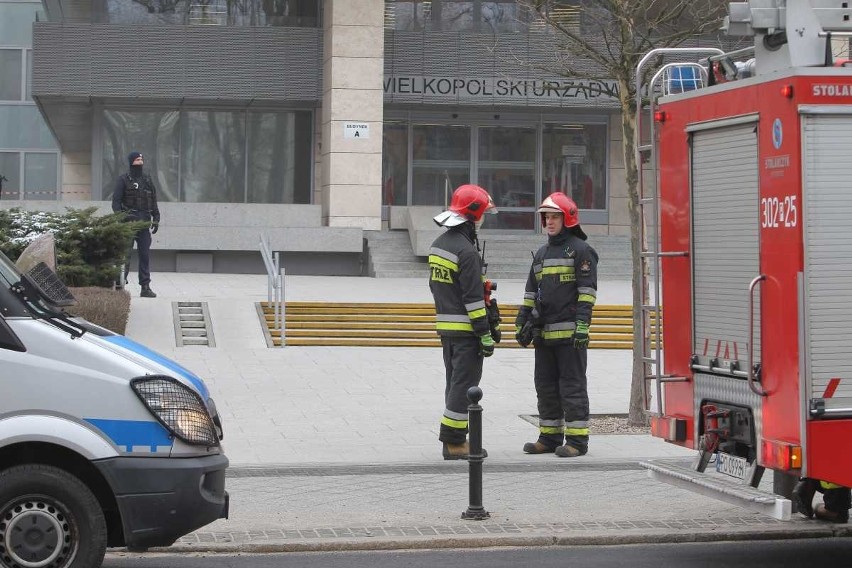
[515,228,598,344]
[429,224,490,338]
[112,172,160,223]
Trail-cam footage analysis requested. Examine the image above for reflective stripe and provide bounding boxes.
[430,247,459,264]
[437,313,471,322]
[544,321,576,332]
[539,426,562,435]
[429,255,459,272]
[543,329,574,339]
[444,408,468,421]
[578,294,597,304]
[543,258,575,267]
[821,481,844,490]
[442,416,468,429]
[523,299,536,307]
[565,420,589,428]
[541,266,575,276]
[468,308,487,320]
[465,300,486,312]
[539,419,564,427]
[542,321,576,340]
[436,313,474,332]
[565,427,590,436]
[523,292,536,300]
[436,322,474,332]
[577,287,596,297]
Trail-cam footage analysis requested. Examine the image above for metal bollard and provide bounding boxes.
[461,386,490,520]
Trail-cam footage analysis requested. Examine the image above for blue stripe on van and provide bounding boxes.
[85,418,173,453]
[101,336,210,399]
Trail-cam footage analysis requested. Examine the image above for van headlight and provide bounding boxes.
[131,376,219,447]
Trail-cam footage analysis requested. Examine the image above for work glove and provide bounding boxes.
[515,322,533,348]
[573,320,590,349]
[150,222,159,234]
[486,300,502,343]
[479,333,495,358]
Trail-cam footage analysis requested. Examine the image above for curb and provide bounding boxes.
[134,524,852,555]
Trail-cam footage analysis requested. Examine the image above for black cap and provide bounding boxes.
[128,151,143,166]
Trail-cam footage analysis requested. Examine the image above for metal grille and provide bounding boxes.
[26,262,75,307]
[132,377,218,446]
[32,23,322,102]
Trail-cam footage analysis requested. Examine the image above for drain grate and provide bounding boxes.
[173,301,216,347]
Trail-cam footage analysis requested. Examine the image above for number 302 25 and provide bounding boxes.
[761,195,798,229]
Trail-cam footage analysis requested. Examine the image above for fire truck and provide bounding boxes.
[637,0,852,520]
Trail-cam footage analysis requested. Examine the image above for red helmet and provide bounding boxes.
[449,184,495,223]
[537,192,580,227]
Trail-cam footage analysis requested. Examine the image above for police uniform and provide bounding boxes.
[516,227,598,454]
[112,154,160,293]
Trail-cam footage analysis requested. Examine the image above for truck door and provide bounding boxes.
[802,113,852,418]
[689,118,764,445]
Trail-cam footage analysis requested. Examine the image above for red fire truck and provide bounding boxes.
[638,0,852,520]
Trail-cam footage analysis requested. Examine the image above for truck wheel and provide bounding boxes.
[0,464,106,568]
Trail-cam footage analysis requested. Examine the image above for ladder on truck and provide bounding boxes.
[633,48,723,415]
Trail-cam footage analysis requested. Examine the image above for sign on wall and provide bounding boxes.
[344,122,370,139]
[384,76,619,102]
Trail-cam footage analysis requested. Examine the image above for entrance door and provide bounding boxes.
[477,125,537,230]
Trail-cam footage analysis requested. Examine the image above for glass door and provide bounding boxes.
[477,125,537,230]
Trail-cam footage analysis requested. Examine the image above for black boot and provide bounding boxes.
[793,478,818,519]
[140,285,157,298]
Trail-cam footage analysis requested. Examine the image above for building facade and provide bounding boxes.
[0,0,60,200]
[15,0,641,274]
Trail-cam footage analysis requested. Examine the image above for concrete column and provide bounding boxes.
[61,152,92,200]
[320,0,384,230]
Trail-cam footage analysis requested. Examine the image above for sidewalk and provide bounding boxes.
[118,273,843,554]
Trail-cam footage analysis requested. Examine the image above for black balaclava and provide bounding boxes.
[128,151,143,178]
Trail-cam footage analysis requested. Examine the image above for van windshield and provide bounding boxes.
[0,251,22,288]
[0,252,30,318]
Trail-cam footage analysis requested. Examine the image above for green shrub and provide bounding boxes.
[0,208,148,287]
[67,287,132,335]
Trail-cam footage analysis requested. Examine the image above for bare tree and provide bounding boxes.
[516,0,728,426]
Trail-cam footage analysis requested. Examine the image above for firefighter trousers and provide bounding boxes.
[439,335,483,444]
[533,342,589,453]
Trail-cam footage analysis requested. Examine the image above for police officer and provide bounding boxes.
[112,151,160,298]
[429,184,496,460]
[515,192,598,457]
[794,477,851,523]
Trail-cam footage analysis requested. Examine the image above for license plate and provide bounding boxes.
[715,452,749,480]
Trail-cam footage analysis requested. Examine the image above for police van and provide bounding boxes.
[0,251,228,567]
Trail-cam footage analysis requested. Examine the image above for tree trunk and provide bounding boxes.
[619,83,650,428]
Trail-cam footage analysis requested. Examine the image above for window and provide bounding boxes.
[0,50,23,101]
[0,2,41,46]
[385,1,540,33]
[411,124,470,206]
[102,110,181,202]
[382,122,408,206]
[0,153,20,200]
[23,152,58,199]
[101,109,313,204]
[100,0,319,26]
[542,123,607,210]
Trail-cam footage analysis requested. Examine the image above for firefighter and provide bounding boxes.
[429,184,497,460]
[515,192,598,457]
[793,478,851,523]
